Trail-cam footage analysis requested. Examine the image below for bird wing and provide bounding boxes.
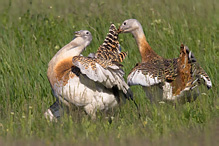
[72,56,131,95]
[195,66,212,89]
[127,58,178,86]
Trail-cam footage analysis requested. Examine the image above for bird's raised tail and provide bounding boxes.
[180,44,212,90]
[95,24,128,63]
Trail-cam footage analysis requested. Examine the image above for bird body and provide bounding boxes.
[119,19,212,103]
[45,25,131,121]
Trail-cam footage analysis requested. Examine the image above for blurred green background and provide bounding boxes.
[0,0,218,145]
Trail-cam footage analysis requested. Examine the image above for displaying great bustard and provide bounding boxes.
[118,19,212,103]
[45,24,133,121]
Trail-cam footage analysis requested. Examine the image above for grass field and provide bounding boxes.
[0,0,218,145]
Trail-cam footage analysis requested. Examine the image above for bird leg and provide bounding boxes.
[44,100,64,122]
[143,87,154,103]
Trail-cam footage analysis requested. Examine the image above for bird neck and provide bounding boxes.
[49,39,85,68]
[47,39,86,87]
[131,26,158,62]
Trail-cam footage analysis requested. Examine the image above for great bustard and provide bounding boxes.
[118,19,212,103]
[45,24,133,121]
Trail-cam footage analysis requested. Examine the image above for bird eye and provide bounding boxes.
[86,32,89,35]
[123,22,126,25]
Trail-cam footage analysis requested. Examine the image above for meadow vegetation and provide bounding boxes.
[0,0,218,145]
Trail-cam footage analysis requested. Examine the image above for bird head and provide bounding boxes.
[73,30,92,47]
[118,19,141,33]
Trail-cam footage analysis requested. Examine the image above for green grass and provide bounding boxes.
[0,0,218,145]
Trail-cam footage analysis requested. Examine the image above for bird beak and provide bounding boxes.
[74,31,81,37]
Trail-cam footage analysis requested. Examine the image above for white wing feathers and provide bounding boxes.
[72,57,129,93]
[127,69,161,86]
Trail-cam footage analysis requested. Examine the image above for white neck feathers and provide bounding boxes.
[49,37,87,67]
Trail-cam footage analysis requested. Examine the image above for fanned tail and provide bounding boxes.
[118,52,128,62]
[180,44,212,90]
[95,24,127,63]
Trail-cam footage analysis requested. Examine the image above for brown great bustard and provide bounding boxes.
[118,19,212,103]
[45,24,132,121]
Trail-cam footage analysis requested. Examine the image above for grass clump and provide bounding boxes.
[0,0,218,145]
